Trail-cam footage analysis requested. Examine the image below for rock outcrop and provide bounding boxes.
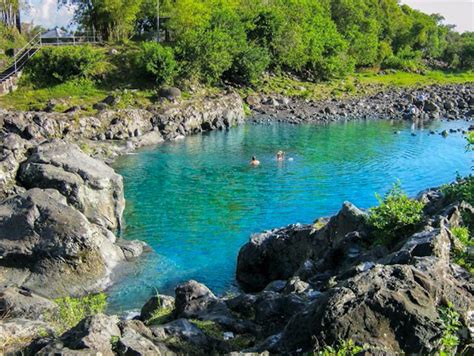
[2,184,473,355]
[18,140,125,231]
[0,188,125,297]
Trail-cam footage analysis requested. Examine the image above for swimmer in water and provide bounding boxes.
[276,150,285,161]
[250,156,260,166]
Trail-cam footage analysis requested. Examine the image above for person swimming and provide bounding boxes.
[250,156,260,166]
[276,150,285,161]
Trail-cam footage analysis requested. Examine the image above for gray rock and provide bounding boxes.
[0,318,55,354]
[151,318,208,349]
[0,188,124,297]
[236,224,314,292]
[174,280,217,318]
[273,265,442,354]
[158,87,182,100]
[0,287,58,320]
[117,322,170,355]
[59,313,120,354]
[18,140,125,231]
[117,239,149,261]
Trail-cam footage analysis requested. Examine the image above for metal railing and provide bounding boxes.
[0,32,103,84]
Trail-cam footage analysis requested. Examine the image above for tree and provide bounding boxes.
[63,0,143,41]
[0,0,22,32]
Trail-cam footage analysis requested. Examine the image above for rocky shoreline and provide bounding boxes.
[247,84,474,125]
[1,183,473,354]
[0,84,473,354]
[0,92,245,299]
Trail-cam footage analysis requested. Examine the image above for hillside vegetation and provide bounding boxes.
[0,0,473,111]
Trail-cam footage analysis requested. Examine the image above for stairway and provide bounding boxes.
[0,32,102,92]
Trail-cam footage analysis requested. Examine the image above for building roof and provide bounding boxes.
[41,28,74,39]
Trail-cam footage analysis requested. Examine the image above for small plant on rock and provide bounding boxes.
[368,182,425,246]
[49,293,107,333]
[438,304,462,355]
[317,339,364,356]
[451,226,473,274]
[442,175,474,207]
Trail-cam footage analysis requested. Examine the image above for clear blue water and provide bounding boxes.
[108,119,472,312]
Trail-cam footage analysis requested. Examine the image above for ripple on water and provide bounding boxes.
[107,119,472,312]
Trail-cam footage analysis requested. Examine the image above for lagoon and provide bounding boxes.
[108,119,472,312]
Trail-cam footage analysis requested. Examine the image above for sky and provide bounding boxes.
[23,0,474,33]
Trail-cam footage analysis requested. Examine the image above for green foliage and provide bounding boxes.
[70,0,143,41]
[441,176,474,206]
[135,42,177,85]
[382,46,423,71]
[368,182,425,246]
[54,0,473,87]
[51,293,107,333]
[26,46,108,86]
[190,319,223,339]
[226,44,270,85]
[438,304,462,355]
[317,339,364,356]
[451,226,473,274]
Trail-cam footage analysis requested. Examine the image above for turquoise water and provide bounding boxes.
[108,119,472,312]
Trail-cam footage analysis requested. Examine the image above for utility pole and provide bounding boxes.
[156,0,160,42]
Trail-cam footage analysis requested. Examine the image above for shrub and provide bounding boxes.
[26,46,107,86]
[382,46,423,71]
[50,293,107,333]
[451,226,473,274]
[175,28,237,84]
[441,176,474,207]
[368,182,425,246]
[438,304,462,355]
[226,44,270,85]
[135,42,177,85]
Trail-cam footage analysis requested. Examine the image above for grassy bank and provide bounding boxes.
[0,70,472,113]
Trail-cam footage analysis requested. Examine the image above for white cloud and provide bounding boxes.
[401,0,474,32]
[24,0,76,29]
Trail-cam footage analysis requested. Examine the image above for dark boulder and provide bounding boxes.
[158,87,182,100]
[174,280,217,318]
[236,224,314,292]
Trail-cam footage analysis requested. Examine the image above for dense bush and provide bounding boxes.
[135,42,177,85]
[441,176,474,207]
[226,44,270,85]
[368,182,425,246]
[26,46,107,85]
[382,46,424,71]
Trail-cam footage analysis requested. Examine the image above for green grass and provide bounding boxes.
[356,70,474,88]
[244,70,474,102]
[189,319,255,351]
[0,66,472,113]
[0,79,108,112]
[145,305,175,326]
[48,293,107,334]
